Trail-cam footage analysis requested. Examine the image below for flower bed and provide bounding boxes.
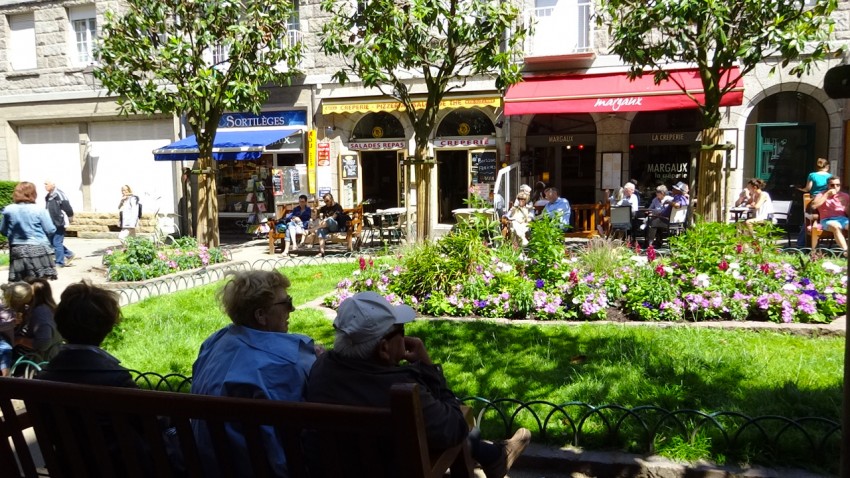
[102,236,228,282]
[325,217,846,324]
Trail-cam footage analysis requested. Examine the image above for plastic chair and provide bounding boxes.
[608,206,632,240]
[770,200,793,246]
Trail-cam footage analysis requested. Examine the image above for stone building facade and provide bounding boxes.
[0,0,846,236]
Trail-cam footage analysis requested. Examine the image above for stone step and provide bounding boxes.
[66,212,156,236]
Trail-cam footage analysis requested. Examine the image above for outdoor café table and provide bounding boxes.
[375,207,407,244]
[729,206,751,222]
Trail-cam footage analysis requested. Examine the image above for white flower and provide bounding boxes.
[728,262,740,270]
[352,270,361,276]
[694,273,710,288]
[822,261,843,274]
[782,283,799,292]
[732,270,743,280]
[630,256,648,266]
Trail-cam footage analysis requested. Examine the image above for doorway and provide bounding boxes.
[360,151,399,212]
[437,150,470,223]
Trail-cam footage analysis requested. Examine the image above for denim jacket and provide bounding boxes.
[0,203,56,245]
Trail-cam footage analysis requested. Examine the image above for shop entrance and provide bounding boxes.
[361,151,399,212]
[437,150,470,223]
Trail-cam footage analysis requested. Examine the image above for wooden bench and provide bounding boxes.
[268,204,364,254]
[0,377,473,478]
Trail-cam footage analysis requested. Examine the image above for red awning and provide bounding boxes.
[504,67,743,116]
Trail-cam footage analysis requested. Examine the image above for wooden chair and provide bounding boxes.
[564,203,604,238]
[806,194,849,249]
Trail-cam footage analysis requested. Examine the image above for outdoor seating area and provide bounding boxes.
[267,204,364,254]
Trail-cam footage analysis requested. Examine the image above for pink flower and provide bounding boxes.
[359,256,366,271]
[646,245,657,262]
[718,260,729,271]
[655,264,666,277]
[735,243,743,254]
[760,263,770,274]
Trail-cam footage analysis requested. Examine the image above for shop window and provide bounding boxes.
[352,112,405,140]
[630,110,702,134]
[436,109,495,136]
[527,113,595,135]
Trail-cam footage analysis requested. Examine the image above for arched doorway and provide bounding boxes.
[525,113,596,204]
[434,109,497,222]
[352,112,406,211]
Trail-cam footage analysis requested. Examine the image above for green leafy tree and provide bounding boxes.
[600,0,839,221]
[320,0,528,240]
[95,0,302,246]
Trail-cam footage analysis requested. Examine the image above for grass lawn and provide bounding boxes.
[105,261,844,471]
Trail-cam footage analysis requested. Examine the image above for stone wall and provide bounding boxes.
[66,212,155,238]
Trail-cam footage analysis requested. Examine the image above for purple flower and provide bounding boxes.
[535,279,545,289]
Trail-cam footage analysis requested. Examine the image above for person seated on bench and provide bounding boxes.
[37,281,183,475]
[306,291,531,478]
[539,187,571,231]
[280,194,312,257]
[191,270,324,478]
[315,193,346,257]
[505,191,533,247]
[810,175,850,254]
[4,279,63,363]
[644,181,689,248]
[37,281,134,387]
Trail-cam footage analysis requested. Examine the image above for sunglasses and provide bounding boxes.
[829,183,841,187]
[272,296,295,312]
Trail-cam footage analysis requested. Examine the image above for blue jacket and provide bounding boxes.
[544,197,572,229]
[0,203,56,245]
[190,324,318,478]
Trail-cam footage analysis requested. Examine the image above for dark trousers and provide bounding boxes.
[644,217,669,247]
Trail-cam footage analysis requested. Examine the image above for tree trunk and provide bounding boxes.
[413,141,433,241]
[195,156,220,247]
[695,127,724,222]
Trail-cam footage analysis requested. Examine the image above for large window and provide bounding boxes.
[68,5,96,66]
[8,13,36,70]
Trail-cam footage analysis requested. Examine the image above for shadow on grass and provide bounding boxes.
[411,320,842,473]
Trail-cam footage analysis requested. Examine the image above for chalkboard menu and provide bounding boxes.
[473,151,497,183]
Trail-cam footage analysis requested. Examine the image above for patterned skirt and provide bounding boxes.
[9,244,57,282]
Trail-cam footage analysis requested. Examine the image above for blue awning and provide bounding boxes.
[153,128,303,161]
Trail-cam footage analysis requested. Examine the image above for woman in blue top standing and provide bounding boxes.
[796,158,831,247]
[280,194,312,256]
[0,182,57,281]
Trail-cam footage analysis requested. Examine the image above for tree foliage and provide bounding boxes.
[320,0,528,239]
[95,0,302,245]
[599,0,839,221]
[600,0,839,126]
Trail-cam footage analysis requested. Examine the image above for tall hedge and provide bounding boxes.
[0,180,17,248]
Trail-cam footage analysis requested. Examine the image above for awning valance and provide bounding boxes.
[153,128,302,161]
[504,67,743,116]
[322,96,501,114]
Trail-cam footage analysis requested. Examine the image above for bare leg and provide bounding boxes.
[827,222,848,251]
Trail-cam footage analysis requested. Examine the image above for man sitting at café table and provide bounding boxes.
[809,175,850,254]
[644,182,689,248]
[539,187,571,230]
[608,182,639,213]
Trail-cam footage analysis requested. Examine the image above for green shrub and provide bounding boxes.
[0,180,17,248]
[103,236,227,281]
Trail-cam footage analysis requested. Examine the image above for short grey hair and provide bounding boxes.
[623,182,635,191]
[334,332,381,360]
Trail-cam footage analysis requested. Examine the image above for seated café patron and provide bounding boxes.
[541,187,571,230]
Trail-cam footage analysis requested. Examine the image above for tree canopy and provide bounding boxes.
[320,0,528,239]
[95,0,302,246]
[600,0,840,220]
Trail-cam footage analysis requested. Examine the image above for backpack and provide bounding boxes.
[135,196,142,219]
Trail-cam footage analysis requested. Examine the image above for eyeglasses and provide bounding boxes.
[271,296,295,312]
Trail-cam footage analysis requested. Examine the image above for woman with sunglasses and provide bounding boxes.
[190,270,324,478]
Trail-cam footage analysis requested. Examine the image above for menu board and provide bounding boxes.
[473,151,497,183]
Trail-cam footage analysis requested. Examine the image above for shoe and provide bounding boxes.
[317,251,325,258]
[481,428,531,478]
[59,263,74,268]
[65,254,76,265]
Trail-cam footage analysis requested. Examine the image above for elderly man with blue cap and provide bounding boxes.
[305,291,530,478]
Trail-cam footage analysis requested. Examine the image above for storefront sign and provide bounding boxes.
[548,135,574,143]
[644,162,688,181]
[218,110,307,128]
[323,96,500,114]
[434,137,495,148]
[307,130,317,194]
[317,143,331,167]
[348,141,406,150]
[631,132,699,145]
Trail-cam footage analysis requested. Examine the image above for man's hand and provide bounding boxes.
[402,336,433,366]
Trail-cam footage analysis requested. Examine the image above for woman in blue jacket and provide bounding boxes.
[0,182,57,281]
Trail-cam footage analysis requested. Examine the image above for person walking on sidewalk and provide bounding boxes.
[0,182,57,281]
[44,180,75,267]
